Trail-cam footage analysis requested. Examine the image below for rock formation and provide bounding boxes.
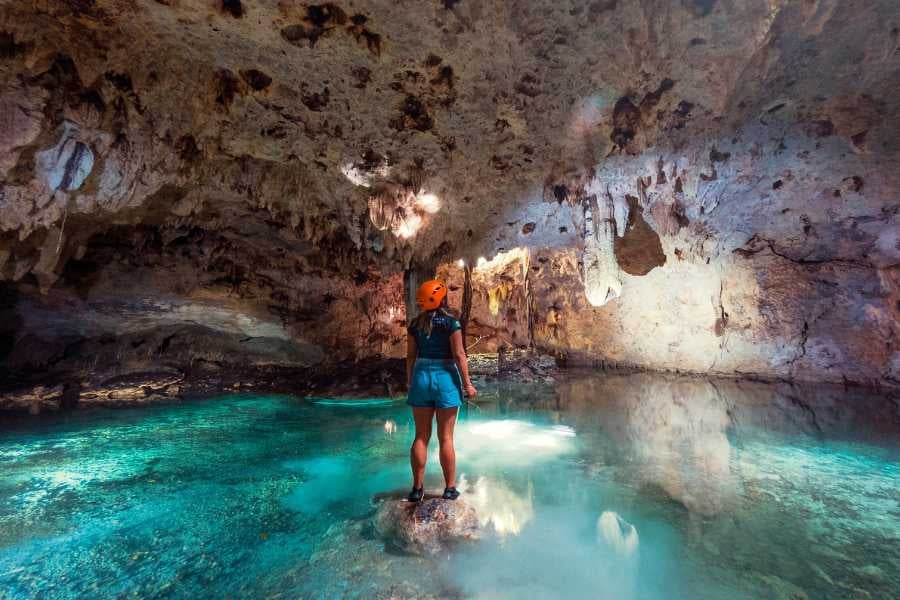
[374,496,481,555]
[0,1,897,400]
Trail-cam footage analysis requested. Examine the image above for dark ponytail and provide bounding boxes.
[411,297,459,338]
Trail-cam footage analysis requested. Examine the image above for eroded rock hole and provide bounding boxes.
[240,69,273,91]
[214,69,240,108]
[301,86,330,111]
[709,147,730,162]
[307,4,347,27]
[553,184,569,203]
[611,97,639,150]
[222,0,243,18]
[1,31,31,59]
[391,95,433,131]
[842,175,864,193]
[683,0,717,17]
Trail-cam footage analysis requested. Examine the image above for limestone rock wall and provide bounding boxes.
[0,1,897,388]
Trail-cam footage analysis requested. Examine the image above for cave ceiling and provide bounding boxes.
[1,0,896,274]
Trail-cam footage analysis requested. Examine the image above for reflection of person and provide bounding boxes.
[406,279,477,503]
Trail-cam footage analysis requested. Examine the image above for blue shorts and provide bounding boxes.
[407,358,463,409]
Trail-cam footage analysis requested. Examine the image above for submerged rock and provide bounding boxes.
[597,511,639,558]
[374,496,480,556]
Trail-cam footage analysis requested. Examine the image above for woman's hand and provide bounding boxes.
[464,383,477,398]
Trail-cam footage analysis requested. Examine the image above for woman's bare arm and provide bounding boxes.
[449,330,477,398]
[406,335,417,388]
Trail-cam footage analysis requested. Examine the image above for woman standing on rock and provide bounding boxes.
[406,279,477,503]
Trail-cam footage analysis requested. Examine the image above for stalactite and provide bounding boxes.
[461,264,472,351]
[367,192,394,231]
[487,283,514,316]
[582,190,622,306]
[524,254,535,350]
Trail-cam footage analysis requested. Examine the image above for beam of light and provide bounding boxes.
[472,247,529,273]
[414,192,441,214]
[456,259,466,268]
[395,213,423,239]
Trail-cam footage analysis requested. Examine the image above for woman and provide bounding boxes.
[406,279,477,502]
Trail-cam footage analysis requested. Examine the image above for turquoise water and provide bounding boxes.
[0,373,897,599]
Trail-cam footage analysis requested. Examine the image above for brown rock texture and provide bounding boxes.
[0,1,898,392]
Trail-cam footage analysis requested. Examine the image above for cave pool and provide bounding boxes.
[1,372,897,599]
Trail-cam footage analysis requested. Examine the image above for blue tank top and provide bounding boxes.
[409,314,462,359]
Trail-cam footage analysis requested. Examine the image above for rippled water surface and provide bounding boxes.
[1,373,898,599]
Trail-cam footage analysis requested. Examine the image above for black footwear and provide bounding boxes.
[442,487,460,500]
[407,487,424,503]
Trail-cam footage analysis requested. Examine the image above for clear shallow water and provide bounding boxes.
[0,373,897,599]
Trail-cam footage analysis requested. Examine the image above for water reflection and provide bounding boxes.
[547,374,738,516]
[525,373,900,518]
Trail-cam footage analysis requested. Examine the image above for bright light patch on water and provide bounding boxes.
[458,475,535,536]
[450,420,576,469]
[308,397,398,406]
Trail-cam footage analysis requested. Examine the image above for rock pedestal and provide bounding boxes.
[374,496,480,556]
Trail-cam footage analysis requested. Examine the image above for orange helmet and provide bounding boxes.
[416,279,447,311]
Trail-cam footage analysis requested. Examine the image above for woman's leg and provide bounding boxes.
[410,407,434,489]
[436,407,458,488]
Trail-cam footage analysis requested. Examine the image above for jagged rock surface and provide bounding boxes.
[0,1,898,393]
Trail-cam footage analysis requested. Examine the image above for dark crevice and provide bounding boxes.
[222,0,243,18]
[733,235,872,268]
